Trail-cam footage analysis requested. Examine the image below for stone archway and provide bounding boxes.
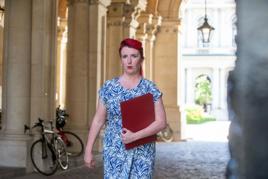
[104,0,183,141]
[144,0,183,141]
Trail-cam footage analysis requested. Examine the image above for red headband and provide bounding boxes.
[119,38,144,59]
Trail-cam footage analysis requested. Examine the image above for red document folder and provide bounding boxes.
[120,93,156,150]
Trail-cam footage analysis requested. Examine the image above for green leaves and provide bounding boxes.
[195,75,212,107]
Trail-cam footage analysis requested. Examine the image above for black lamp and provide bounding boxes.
[197,0,214,43]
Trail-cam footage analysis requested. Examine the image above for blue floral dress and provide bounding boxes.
[99,77,162,179]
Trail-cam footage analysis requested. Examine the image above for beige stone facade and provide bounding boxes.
[0,0,182,169]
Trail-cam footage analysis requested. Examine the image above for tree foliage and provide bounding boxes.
[195,75,212,107]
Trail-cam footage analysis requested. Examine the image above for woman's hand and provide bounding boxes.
[121,128,137,144]
[84,152,96,169]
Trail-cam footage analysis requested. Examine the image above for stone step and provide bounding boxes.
[0,155,86,179]
[0,167,25,179]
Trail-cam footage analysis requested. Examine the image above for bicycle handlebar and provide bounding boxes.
[24,118,54,135]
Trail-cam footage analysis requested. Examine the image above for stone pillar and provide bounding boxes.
[0,0,57,168]
[0,0,32,167]
[56,18,68,108]
[227,0,268,178]
[88,0,111,151]
[88,0,111,121]
[219,68,226,110]
[154,19,181,141]
[66,0,89,134]
[185,68,194,104]
[106,0,146,80]
[212,67,220,109]
[30,0,57,124]
[136,13,161,81]
[135,13,148,77]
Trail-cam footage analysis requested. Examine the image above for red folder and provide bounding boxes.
[120,93,156,150]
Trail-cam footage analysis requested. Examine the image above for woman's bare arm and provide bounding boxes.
[84,100,106,168]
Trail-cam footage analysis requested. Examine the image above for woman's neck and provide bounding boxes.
[119,74,142,89]
[120,73,141,81]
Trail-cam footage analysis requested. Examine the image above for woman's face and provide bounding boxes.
[120,46,143,75]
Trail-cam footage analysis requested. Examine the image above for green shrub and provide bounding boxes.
[185,105,216,124]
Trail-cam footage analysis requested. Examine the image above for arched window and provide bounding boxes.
[195,74,212,112]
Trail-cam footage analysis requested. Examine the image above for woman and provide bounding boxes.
[84,38,167,178]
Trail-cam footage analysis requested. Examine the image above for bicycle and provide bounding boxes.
[55,106,84,157]
[24,118,69,176]
[157,123,174,142]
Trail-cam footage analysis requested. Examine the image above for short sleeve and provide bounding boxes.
[98,81,109,105]
[149,81,162,102]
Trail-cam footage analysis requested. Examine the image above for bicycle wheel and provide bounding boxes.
[54,137,69,170]
[159,124,174,142]
[60,131,84,157]
[30,139,58,176]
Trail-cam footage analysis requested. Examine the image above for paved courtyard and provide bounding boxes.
[4,121,231,179]
[13,142,230,179]
[186,121,230,142]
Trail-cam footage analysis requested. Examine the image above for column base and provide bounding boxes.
[0,134,32,168]
[165,105,181,141]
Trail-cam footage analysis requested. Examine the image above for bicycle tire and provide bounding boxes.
[30,139,58,176]
[54,137,69,170]
[159,130,174,142]
[158,124,174,142]
[60,131,84,157]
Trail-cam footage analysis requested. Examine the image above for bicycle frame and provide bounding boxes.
[55,106,84,157]
[25,118,69,175]
[42,128,57,161]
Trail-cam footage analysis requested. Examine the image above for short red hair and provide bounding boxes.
[119,38,144,59]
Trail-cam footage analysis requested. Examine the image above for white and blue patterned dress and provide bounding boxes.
[99,77,162,179]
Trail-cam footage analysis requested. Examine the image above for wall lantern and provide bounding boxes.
[197,0,215,43]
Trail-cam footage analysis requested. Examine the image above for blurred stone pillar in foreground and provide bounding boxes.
[227,0,268,178]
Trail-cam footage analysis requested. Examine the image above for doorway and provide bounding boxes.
[179,0,236,141]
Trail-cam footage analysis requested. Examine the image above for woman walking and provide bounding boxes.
[84,38,167,179]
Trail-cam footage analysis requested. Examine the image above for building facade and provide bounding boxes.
[180,0,236,120]
[0,0,182,169]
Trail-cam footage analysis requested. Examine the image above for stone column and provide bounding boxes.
[56,18,68,108]
[137,13,161,81]
[227,0,268,178]
[154,19,181,141]
[106,0,146,80]
[185,68,193,104]
[212,67,220,109]
[88,0,111,121]
[219,68,226,110]
[66,0,89,134]
[180,67,187,140]
[88,0,111,151]
[0,0,32,168]
[0,0,57,168]
[30,0,57,124]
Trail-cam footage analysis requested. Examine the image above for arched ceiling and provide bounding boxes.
[146,0,182,19]
[145,0,159,14]
[58,0,67,19]
[58,0,182,19]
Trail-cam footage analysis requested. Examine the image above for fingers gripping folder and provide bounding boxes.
[120,93,156,150]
